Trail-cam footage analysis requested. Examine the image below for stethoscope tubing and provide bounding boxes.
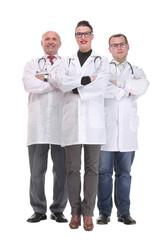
[110,61,134,74]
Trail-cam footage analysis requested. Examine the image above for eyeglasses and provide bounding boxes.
[110,42,128,49]
[75,32,92,38]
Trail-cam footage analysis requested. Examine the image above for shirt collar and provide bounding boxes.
[112,59,127,67]
[44,53,59,59]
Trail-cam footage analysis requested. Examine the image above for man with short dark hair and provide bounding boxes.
[97,33,149,225]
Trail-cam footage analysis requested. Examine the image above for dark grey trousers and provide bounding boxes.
[28,144,68,214]
[65,144,101,216]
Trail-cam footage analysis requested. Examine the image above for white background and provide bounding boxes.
[0,0,159,239]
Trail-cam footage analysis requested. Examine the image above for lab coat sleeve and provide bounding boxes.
[49,58,82,92]
[124,66,149,96]
[78,57,110,101]
[105,83,124,99]
[22,59,55,94]
[105,66,149,101]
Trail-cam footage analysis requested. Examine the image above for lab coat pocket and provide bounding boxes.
[28,101,39,125]
[89,101,104,128]
[130,114,139,132]
[63,101,78,129]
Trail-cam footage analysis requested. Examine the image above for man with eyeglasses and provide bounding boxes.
[97,34,149,225]
[49,20,109,231]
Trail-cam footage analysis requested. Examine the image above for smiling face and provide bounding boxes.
[75,26,94,52]
[41,31,61,56]
[109,36,129,63]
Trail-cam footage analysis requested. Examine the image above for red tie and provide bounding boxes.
[48,56,56,65]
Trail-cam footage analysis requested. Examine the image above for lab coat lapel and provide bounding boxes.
[70,53,81,71]
[80,51,97,71]
[51,57,61,67]
[121,63,131,80]
[48,57,61,73]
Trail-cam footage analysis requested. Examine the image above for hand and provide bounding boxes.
[90,76,96,82]
[110,80,117,85]
[129,93,135,96]
[35,74,45,81]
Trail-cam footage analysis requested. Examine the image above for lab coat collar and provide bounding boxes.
[70,50,99,60]
[44,53,60,60]
[111,59,127,67]
[69,51,99,71]
[44,54,61,67]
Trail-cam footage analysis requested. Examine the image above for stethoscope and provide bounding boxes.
[68,56,102,71]
[36,57,47,74]
[94,56,102,71]
[110,61,134,75]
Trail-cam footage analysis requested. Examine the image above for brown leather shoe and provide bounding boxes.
[83,216,94,231]
[69,215,81,229]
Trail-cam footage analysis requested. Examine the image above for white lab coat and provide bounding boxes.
[23,55,63,146]
[101,62,149,152]
[50,51,109,146]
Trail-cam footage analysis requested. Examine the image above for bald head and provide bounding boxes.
[41,31,61,56]
[42,31,61,42]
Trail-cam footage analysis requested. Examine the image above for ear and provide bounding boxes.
[91,34,94,40]
[108,47,111,53]
[128,44,130,50]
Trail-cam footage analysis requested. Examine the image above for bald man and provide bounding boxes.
[23,31,68,223]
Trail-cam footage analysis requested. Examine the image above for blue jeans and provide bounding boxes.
[97,151,135,217]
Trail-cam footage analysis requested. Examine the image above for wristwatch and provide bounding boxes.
[44,74,49,82]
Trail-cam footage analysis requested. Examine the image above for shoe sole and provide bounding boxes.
[50,215,68,223]
[69,224,80,229]
[97,221,109,225]
[96,218,110,225]
[84,225,94,231]
[118,218,136,225]
[27,215,47,223]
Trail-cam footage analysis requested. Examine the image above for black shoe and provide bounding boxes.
[27,212,47,223]
[118,215,136,225]
[96,214,110,225]
[51,212,68,223]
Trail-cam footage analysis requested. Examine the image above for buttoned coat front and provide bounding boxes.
[50,51,109,146]
[23,56,63,146]
[101,62,149,152]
